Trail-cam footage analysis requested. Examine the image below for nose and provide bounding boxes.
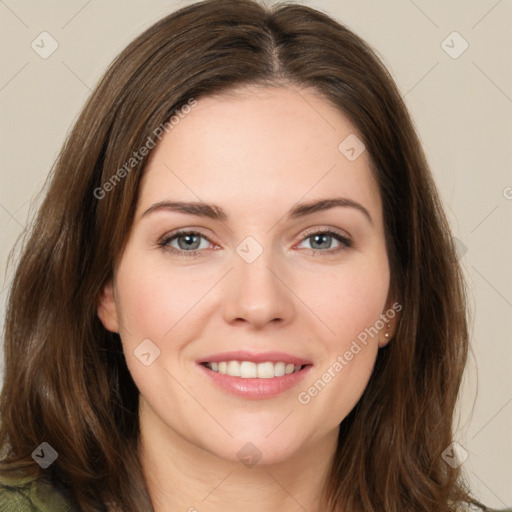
[221,252,296,330]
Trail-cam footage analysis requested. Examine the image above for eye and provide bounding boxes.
[296,230,352,255]
[158,230,213,258]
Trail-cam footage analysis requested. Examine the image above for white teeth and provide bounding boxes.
[204,360,305,378]
[240,361,257,378]
[256,362,274,379]
[274,362,285,377]
[227,360,240,377]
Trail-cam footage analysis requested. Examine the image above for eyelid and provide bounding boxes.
[298,225,351,243]
[293,227,352,253]
[156,229,217,257]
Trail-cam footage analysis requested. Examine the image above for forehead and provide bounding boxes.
[137,86,382,227]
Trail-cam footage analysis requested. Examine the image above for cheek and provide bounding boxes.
[301,260,389,419]
[115,253,203,339]
[303,258,390,349]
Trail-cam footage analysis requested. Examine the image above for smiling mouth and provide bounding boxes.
[201,361,309,378]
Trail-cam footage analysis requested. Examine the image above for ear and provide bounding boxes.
[97,280,120,333]
[378,295,402,348]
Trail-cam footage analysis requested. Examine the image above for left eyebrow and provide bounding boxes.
[140,197,373,225]
[288,198,373,225]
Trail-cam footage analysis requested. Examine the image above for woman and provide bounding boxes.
[0,0,508,511]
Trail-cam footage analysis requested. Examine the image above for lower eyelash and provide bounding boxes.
[158,230,351,257]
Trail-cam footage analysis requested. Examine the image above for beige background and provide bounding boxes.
[0,0,511,507]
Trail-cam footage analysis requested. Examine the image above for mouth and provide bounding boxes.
[197,350,313,378]
[196,351,313,399]
[201,360,309,378]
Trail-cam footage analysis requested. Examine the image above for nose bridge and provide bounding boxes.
[221,241,294,328]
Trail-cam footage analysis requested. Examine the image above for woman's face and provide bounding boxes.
[98,86,396,465]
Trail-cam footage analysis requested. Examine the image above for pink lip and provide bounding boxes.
[196,350,312,366]
[197,362,313,399]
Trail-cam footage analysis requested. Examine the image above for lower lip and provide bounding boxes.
[197,363,313,399]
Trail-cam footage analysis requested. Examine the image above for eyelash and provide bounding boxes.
[157,228,352,258]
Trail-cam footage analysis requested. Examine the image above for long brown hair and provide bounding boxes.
[1,0,476,510]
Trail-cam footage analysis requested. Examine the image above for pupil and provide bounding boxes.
[313,234,330,249]
[180,234,199,250]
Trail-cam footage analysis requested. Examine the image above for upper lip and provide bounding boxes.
[197,350,313,366]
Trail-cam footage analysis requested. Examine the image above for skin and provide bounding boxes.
[98,85,398,512]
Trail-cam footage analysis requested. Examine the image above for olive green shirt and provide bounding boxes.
[0,473,75,512]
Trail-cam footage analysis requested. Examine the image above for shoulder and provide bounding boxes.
[0,472,75,512]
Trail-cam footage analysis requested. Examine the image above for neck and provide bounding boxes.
[138,397,338,512]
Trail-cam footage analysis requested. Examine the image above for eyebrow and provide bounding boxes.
[141,197,373,225]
